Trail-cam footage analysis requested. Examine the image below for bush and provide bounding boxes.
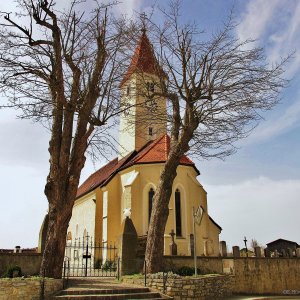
[94,259,102,269]
[102,260,116,271]
[175,266,200,276]
[2,265,22,278]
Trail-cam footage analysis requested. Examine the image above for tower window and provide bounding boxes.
[175,189,182,237]
[149,127,153,136]
[148,188,155,222]
[146,82,155,93]
[126,85,131,96]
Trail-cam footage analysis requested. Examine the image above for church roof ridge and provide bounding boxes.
[120,30,165,87]
[76,135,199,199]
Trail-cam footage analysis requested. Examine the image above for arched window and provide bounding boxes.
[148,188,155,222]
[175,189,182,237]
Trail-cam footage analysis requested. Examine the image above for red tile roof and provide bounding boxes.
[125,134,194,166]
[76,135,199,199]
[120,30,165,87]
[76,152,135,198]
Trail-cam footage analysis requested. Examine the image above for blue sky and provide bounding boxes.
[0,0,299,250]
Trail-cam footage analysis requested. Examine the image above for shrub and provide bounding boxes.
[175,266,200,276]
[94,259,102,269]
[2,265,22,278]
[102,260,116,271]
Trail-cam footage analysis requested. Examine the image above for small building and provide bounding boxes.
[240,248,255,257]
[266,238,299,253]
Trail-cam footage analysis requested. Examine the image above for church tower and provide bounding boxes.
[118,30,167,158]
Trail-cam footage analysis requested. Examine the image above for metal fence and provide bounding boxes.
[63,236,118,278]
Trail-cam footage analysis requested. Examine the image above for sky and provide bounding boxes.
[0,0,299,251]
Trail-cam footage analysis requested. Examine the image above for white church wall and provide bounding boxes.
[67,191,96,242]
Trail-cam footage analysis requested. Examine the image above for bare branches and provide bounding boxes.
[150,1,289,160]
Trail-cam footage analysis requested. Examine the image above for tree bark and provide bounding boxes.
[145,155,179,273]
[40,201,72,278]
[145,125,195,273]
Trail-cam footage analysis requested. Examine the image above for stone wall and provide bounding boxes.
[164,256,223,274]
[123,274,234,300]
[133,256,300,296]
[229,258,300,294]
[0,253,42,276]
[0,278,63,300]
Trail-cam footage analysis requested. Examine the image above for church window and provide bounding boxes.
[148,188,155,222]
[149,127,153,136]
[175,189,182,237]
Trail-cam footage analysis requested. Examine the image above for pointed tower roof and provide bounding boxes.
[120,30,165,86]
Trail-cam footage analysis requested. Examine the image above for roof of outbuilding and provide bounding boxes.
[266,238,299,246]
[76,134,198,199]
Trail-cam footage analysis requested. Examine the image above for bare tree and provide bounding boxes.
[0,0,131,278]
[144,2,289,273]
[251,239,261,250]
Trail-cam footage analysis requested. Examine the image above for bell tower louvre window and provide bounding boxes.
[149,127,153,136]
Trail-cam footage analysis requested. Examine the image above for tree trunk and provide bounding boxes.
[40,200,73,278]
[145,126,195,273]
[145,153,180,273]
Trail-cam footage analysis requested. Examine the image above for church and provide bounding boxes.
[66,30,222,258]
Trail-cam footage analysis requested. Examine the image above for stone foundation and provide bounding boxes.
[0,278,63,300]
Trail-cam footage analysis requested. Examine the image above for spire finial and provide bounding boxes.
[140,12,147,33]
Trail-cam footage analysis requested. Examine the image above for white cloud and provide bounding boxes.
[112,0,143,17]
[206,177,300,249]
[267,2,300,77]
[237,1,300,77]
[234,1,300,146]
[237,0,281,43]
[0,116,50,169]
[242,97,300,145]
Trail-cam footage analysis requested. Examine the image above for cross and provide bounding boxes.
[140,12,147,33]
[243,236,248,257]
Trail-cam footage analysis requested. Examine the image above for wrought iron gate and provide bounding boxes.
[63,235,119,277]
